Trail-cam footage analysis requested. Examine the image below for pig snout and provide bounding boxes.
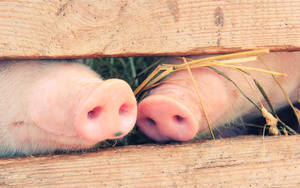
[137,52,300,142]
[0,61,138,156]
[137,68,228,141]
[74,79,137,142]
[137,95,198,141]
[29,76,137,145]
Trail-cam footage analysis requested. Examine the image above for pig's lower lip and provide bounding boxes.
[9,124,97,156]
[29,122,97,149]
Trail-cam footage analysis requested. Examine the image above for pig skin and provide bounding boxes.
[137,52,300,141]
[0,60,137,157]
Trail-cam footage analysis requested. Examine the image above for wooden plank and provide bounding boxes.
[0,0,299,59]
[1,135,300,187]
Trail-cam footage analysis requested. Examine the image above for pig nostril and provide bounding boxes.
[173,115,185,123]
[114,131,123,137]
[87,106,102,119]
[145,117,157,126]
[119,103,129,115]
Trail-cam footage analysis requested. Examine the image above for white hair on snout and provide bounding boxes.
[193,92,261,141]
[0,119,95,157]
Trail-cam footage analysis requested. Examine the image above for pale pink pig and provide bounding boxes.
[0,60,137,157]
[137,52,300,141]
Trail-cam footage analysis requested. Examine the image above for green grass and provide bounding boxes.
[84,57,162,90]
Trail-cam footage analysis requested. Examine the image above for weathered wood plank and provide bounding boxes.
[1,135,300,187]
[0,0,299,59]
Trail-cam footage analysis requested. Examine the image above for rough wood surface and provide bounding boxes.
[1,135,300,187]
[0,0,300,59]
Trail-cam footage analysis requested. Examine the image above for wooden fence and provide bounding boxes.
[0,0,300,187]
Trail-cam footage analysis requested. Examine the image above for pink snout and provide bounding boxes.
[75,79,137,142]
[137,95,199,141]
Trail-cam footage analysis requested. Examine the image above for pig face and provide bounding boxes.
[0,61,137,157]
[137,52,300,141]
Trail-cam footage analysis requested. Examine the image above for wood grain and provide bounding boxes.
[1,135,300,187]
[0,0,299,59]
